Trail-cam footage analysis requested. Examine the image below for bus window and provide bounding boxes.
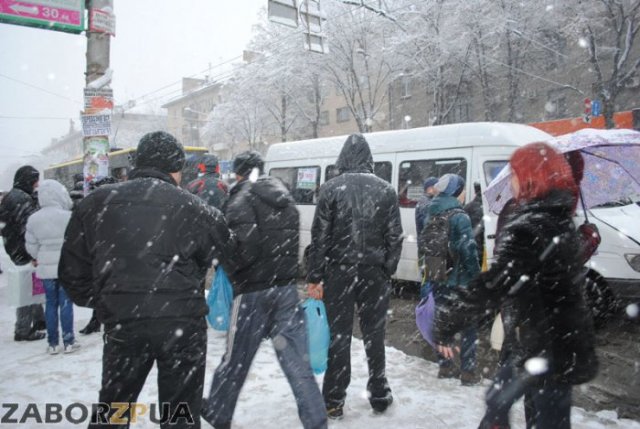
[398,158,467,207]
[270,166,320,204]
[325,161,392,183]
[374,161,392,183]
[483,161,508,186]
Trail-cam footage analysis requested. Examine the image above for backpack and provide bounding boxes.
[419,208,465,282]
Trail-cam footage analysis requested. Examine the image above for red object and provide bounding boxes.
[584,98,592,115]
[32,273,44,296]
[529,110,635,136]
[510,142,579,208]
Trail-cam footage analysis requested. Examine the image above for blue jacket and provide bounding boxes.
[428,194,480,287]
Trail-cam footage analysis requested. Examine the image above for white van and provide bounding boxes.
[264,122,640,314]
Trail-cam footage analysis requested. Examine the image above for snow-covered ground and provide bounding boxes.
[0,272,637,429]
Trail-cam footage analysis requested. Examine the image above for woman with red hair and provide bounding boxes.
[434,142,598,429]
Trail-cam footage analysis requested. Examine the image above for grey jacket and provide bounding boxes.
[26,180,73,279]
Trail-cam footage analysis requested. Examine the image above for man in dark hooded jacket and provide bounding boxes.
[0,165,46,341]
[59,131,233,428]
[186,154,228,210]
[306,134,403,419]
[202,151,327,429]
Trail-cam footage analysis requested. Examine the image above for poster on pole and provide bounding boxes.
[81,112,112,137]
[83,136,109,189]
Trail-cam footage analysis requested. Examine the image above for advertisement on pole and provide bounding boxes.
[84,88,114,110]
[89,7,115,36]
[83,136,109,186]
[81,111,112,137]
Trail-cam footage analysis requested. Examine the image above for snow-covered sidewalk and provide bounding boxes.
[0,273,637,429]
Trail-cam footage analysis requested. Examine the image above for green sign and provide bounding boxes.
[0,0,85,34]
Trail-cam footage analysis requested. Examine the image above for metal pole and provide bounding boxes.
[85,0,112,85]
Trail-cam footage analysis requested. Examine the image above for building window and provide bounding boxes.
[401,75,411,98]
[336,107,350,123]
[319,111,330,126]
[546,90,568,120]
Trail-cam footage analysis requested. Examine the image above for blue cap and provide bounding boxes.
[423,176,438,190]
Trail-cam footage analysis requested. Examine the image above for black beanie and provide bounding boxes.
[136,131,185,173]
[13,165,39,193]
[233,151,264,177]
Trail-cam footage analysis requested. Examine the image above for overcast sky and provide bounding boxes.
[0,0,265,181]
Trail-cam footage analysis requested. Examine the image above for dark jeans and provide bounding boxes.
[90,319,207,429]
[322,264,391,408]
[15,304,45,336]
[43,279,74,346]
[480,363,572,429]
[433,282,477,372]
[202,284,326,429]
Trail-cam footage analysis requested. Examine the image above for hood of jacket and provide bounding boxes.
[246,176,294,209]
[511,189,576,221]
[37,179,72,210]
[336,134,374,174]
[429,194,463,216]
[13,166,39,195]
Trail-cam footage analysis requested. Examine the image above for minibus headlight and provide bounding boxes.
[625,254,640,272]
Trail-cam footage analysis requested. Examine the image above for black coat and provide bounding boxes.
[306,134,403,283]
[223,175,299,295]
[59,167,233,325]
[435,190,598,385]
[0,169,39,265]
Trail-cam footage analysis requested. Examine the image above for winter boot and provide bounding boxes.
[326,405,344,420]
[460,370,482,386]
[370,391,393,414]
[15,330,45,341]
[33,321,47,331]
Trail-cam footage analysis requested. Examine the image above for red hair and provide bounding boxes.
[510,142,578,207]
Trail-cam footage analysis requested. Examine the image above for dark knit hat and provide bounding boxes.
[136,131,185,173]
[423,176,438,190]
[13,165,39,193]
[435,173,465,197]
[233,151,264,177]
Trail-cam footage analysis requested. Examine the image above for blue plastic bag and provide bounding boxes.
[206,266,233,331]
[415,291,436,349]
[302,298,330,375]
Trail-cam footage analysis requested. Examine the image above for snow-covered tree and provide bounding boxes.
[561,0,640,128]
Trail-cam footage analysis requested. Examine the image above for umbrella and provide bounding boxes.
[484,128,640,214]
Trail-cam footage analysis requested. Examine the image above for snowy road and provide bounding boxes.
[0,273,638,428]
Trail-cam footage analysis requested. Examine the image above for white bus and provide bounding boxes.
[264,122,640,316]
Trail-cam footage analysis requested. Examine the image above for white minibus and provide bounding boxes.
[264,122,639,316]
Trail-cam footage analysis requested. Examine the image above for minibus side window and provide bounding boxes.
[269,166,320,204]
[398,158,467,208]
[483,161,508,186]
[325,162,392,183]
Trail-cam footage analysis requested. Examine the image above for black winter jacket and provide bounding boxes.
[306,134,403,283]
[59,167,233,325]
[434,190,598,385]
[0,169,39,265]
[223,175,299,295]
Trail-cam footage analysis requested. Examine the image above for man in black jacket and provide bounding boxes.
[59,131,233,428]
[201,151,327,429]
[0,165,46,341]
[306,134,403,419]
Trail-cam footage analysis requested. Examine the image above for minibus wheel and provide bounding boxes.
[584,272,619,328]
